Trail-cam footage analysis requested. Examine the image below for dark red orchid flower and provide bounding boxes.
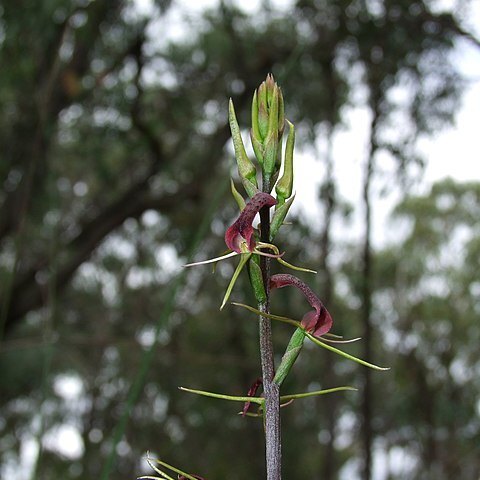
[270,274,333,337]
[225,192,277,253]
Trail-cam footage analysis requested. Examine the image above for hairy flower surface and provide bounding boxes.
[225,192,277,253]
[270,273,333,337]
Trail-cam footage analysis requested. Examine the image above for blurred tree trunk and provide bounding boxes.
[360,100,380,480]
[319,128,337,480]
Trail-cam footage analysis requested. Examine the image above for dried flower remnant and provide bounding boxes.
[270,274,333,337]
[242,377,263,416]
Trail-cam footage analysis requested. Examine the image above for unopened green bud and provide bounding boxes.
[251,74,285,179]
[275,120,295,205]
[250,91,264,165]
[257,82,269,140]
[229,99,258,196]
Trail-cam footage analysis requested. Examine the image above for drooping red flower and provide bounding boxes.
[269,273,333,337]
[225,192,277,253]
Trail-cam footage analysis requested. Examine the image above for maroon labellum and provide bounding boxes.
[225,192,277,253]
[270,274,333,337]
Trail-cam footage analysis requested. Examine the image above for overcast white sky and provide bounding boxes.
[144,0,480,247]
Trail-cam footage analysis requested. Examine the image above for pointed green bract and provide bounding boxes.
[273,327,305,386]
[241,177,260,198]
[275,120,295,205]
[230,178,246,211]
[248,255,266,303]
[270,194,295,240]
[229,98,258,196]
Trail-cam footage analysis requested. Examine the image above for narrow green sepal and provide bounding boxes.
[276,256,317,274]
[273,327,305,386]
[230,178,246,210]
[280,386,358,401]
[275,120,295,205]
[232,302,301,329]
[179,386,263,405]
[241,177,261,198]
[220,253,251,310]
[143,455,199,480]
[248,255,266,303]
[229,99,258,185]
[270,194,295,240]
[305,332,390,371]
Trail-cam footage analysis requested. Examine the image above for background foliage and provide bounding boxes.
[0,1,479,479]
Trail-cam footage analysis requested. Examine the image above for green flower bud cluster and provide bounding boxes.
[229,74,294,206]
[250,74,285,184]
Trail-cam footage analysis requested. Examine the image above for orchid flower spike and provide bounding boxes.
[270,274,333,337]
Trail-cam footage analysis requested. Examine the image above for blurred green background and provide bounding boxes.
[1,1,479,478]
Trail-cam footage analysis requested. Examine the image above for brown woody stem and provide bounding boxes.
[259,178,281,480]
